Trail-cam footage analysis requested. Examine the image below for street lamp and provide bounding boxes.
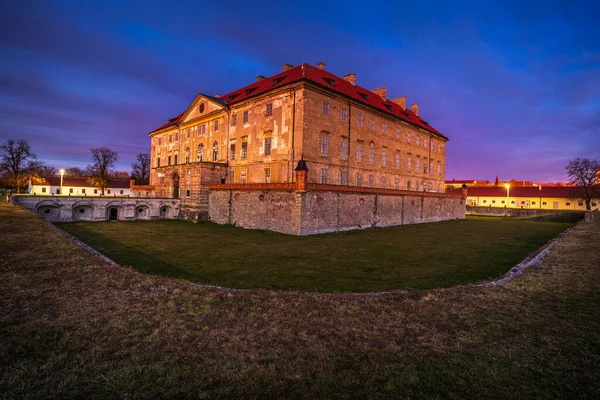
[504,183,510,207]
[59,169,65,195]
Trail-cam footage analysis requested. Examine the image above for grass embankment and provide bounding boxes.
[2,202,599,398]
[58,217,574,292]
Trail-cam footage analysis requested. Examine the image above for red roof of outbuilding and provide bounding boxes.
[454,186,586,198]
[150,63,446,139]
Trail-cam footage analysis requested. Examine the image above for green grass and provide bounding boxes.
[1,202,599,398]
[56,216,575,292]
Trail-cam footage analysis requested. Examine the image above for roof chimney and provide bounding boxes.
[256,75,266,81]
[410,103,419,116]
[283,63,294,71]
[343,72,356,86]
[390,97,407,110]
[372,87,387,101]
[214,94,221,98]
[317,61,326,70]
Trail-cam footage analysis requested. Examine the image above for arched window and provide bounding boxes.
[212,141,218,162]
[197,143,204,162]
[185,147,190,163]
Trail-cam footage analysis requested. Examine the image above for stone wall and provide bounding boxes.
[209,183,465,235]
[466,206,577,218]
[11,195,180,222]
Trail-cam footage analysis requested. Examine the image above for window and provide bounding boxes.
[357,144,363,162]
[356,173,363,186]
[158,137,162,145]
[240,169,247,184]
[407,156,412,172]
[407,132,412,143]
[542,202,547,205]
[416,136,420,145]
[169,134,172,143]
[322,101,329,116]
[157,157,161,167]
[416,158,421,172]
[381,176,386,188]
[592,202,597,206]
[265,103,273,116]
[199,124,206,135]
[438,144,442,152]
[395,178,400,189]
[42,187,46,193]
[212,141,218,161]
[341,108,347,122]
[174,154,178,165]
[168,155,171,166]
[511,200,515,204]
[407,180,412,190]
[430,161,433,175]
[321,169,328,184]
[369,147,375,164]
[107,190,111,194]
[94,189,98,194]
[264,137,272,156]
[230,144,236,160]
[357,114,363,126]
[578,202,583,206]
[69,188,73,194]
[186,190,190,197]
[382,123,387,135]
[396,128,400,139]
[395,153,400,169]
[340,171,347,185]
[197,144,204,161]
[187,129,191,138]
[321,136,329,155]
[501,200,505,204]
[120,190,124,195]
[369,119,375,131]
[483,200,487,204]
[264,168,271,183]
[437,161,441,175]
[492,200,496,204]
[521,201,526,204]
[185,147,190,163]
[229,173,234,184]
[232,114,237,126]
[382,151,387,167]
[214,119,219,131]
[199,102,205,113]
[160,176,165,184]
[241,140,248,158]
[340,140,347,159]
[532,201,536,205]
[424,138,428,148]
[566,202,571,206]
[243,110,249,123]
[423,159,427,174]
[368,175,374,188]
[175,132,179,141]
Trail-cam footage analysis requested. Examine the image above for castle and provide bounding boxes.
[146,62,464,234]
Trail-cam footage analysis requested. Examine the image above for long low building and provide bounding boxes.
[28,176,132,196]
[457,186,599,211]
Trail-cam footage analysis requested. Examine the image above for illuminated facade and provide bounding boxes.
[148,62,448,204]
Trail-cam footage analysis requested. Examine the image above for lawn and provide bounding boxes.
[56,216,575,292]
[1,202,599,399]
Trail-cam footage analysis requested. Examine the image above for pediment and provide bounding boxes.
[181,94,226,124]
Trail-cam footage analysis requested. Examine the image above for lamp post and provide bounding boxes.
[504,183,510,207]
[59,169,65,195]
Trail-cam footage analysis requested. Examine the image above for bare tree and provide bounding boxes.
[565,157,600,210]
[0,139,43,193]
[87,147,118,195]
[38,165,58,176]
[66,167,86,177]
[131,153,150,185]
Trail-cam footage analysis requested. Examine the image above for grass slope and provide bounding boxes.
[57,217,574,292]
[1,203,599,399]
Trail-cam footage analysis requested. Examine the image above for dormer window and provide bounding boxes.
[199,103,205,113]
[273,76,286,85]
[402,112,411,119]
[245,87,258,95]
[358,93,369,100]
[228,93,240,101]
[384,104,393,111]
[322,77,335,86]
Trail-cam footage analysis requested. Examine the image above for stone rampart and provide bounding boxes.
[209,184,465,236]
[11,195,180,222]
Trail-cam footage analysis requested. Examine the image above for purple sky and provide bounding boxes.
[1,0,598,183]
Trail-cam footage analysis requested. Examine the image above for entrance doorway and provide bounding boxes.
[109,207,118,221]
[172,172,180,199]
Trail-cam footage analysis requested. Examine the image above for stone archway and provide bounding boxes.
[172,172,180,199]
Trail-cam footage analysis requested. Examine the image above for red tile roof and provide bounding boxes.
[39,176,131,189]
[452,186,589,199]
[150,63,446,139]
